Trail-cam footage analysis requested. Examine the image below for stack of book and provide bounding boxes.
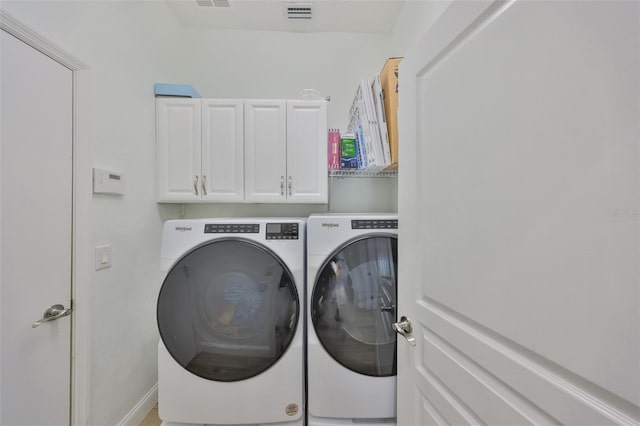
[343,58,401,171]
[346,76,391,172]
[327,58,402,172]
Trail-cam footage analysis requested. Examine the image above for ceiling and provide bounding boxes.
[165,0,406,33]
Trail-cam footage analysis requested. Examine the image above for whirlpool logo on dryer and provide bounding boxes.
[321,223,340,229]
[175,226,192,232]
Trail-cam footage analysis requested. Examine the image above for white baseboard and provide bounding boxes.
[118,383,158,426]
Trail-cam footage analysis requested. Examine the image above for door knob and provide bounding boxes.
[392,316,416,346]
[32,304,72,328]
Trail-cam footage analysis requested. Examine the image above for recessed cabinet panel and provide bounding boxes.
[156,98,201,202]
[244,100,287,203]
[287,101,328,203]
[201,100,244,202]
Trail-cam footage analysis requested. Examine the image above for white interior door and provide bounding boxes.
[1,30,73,425]
[397,1,640,424]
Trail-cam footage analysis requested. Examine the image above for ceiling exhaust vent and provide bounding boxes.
[196,0,230,7]
[283,3,314,20]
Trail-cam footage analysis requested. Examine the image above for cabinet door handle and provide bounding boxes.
[202,175,207,196]
[288,176,292,196]
[280,176,284,196]
[194,176,199,196]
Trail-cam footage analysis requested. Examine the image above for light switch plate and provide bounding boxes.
[95,245,112,270]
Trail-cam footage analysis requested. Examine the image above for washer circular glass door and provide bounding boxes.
[157,238,299,382]
[311,234,397,377]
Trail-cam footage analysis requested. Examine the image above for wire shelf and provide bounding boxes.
[328,169,398,178]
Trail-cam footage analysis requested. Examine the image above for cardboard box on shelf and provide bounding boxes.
[380,57,402,170]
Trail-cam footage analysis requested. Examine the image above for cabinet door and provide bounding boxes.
[244,99,287,203]
[156,98,201,202]
[201,99,244,202]
[286,100,328,203]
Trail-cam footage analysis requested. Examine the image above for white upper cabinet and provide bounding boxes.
[156,98,201,202]
[287,100,328,203]
[244,99,328,203]
[244,99,288,203]
[156,98,244,202]
[201,99,244,202]
[157,98,327,204]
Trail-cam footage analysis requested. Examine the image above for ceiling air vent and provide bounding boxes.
[283,3,314,20]
[196,0,230,7]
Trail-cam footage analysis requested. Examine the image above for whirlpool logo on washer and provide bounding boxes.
[321,223,340,229]
[285,403,299,416]
[175,226,192,232]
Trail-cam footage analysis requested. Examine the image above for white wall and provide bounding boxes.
[389,0,452,55]
[0,0,449,423]
[183,29,392,131]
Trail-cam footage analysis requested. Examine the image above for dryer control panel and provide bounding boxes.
[204,223,260,233]
[351,219,398,230]
[266,222,299,240]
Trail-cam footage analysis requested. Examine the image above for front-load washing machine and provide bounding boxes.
[157,218,305,426]
[306,214,398,426]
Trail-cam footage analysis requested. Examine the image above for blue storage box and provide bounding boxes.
[154,83,201,98]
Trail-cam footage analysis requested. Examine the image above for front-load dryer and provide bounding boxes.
[157,218,305,426]
[306,214,398,426]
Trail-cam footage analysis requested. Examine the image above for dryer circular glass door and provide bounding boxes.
[157,238,299,382]
[311,235,397,377]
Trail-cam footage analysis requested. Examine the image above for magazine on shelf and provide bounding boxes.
[360,79,386,171]
[348,87,367,169]
[372,75,391,165]
[355,124,366,169]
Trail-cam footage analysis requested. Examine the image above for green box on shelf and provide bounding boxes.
[340,134,358,169]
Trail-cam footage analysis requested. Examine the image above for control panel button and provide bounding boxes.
[266,222,299,240]
[351,219,398,230]
[204,224,260,234]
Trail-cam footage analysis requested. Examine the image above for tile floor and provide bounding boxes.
[139,404,161,426]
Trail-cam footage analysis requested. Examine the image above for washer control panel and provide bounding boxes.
[266,222,299,240]
[204,223,260,234]
[351,219,398,230]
